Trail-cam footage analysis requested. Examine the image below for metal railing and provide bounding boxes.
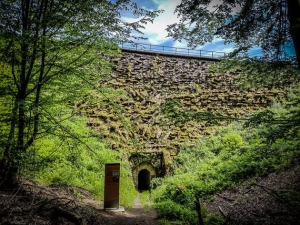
[120,42,227,58]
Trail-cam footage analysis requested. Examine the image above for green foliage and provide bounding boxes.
[140,191,150,205]
[175,140,215,174]
[155,200,224,225]
[167,0,300,67]
[0,53,139,202]
[161,98,233,126]
[209,58,300,89]
[154,200,198,225]
[160,183,196,209]
[152,89,300,224]
[158,219,172,225]
[0,0,163,185]
[22,114,137,208]
[150,177,164,190]
[203,213,224,225]
[119,160,138,208]
[140,190,151,212]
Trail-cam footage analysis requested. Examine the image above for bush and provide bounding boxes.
[154,200,198,225]
[153,93,300,224]
[22,115,137,208]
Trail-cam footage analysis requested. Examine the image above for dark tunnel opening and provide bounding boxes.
[138,169,150,191]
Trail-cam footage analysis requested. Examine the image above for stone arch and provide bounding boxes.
[132,162,156,190]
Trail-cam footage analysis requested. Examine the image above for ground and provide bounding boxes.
[0,164,300,225]
[0,181,159,225]
[203,164,300,224]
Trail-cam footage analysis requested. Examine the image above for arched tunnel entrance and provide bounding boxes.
[132,162,157,190]
[138,169,150,190]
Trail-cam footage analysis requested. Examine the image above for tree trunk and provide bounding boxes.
[286,0,300,69]
[195,195,204,225]
[0,160,18,188]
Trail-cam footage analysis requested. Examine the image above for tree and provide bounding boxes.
[167,0,300,68]
[0,0,162,187]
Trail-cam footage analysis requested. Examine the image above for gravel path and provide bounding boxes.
[98,192,159,225]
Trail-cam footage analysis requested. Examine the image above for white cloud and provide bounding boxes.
[122,0,243,53]
[137,0,181,45]
[138,0,238,48]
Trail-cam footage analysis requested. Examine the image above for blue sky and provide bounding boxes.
[121,0,296,57]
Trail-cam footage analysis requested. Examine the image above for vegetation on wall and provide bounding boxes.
[151,86,300,224]
[85,52,296,163]
[209,57,300,89]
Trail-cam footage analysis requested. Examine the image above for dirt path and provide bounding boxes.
[96,192,159,225]
[129,192,157,218]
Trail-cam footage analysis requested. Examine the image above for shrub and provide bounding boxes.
[153,93,300,224]
[154,200,198,225]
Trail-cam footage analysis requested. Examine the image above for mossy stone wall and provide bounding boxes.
[82,50,287,176]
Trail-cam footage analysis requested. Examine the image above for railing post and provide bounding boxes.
[150,44,151,51]
[188,49,189,55]
[200,50,201,56]
[163,46,164,52]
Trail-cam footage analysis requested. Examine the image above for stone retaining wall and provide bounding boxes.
[81,50,288,176]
